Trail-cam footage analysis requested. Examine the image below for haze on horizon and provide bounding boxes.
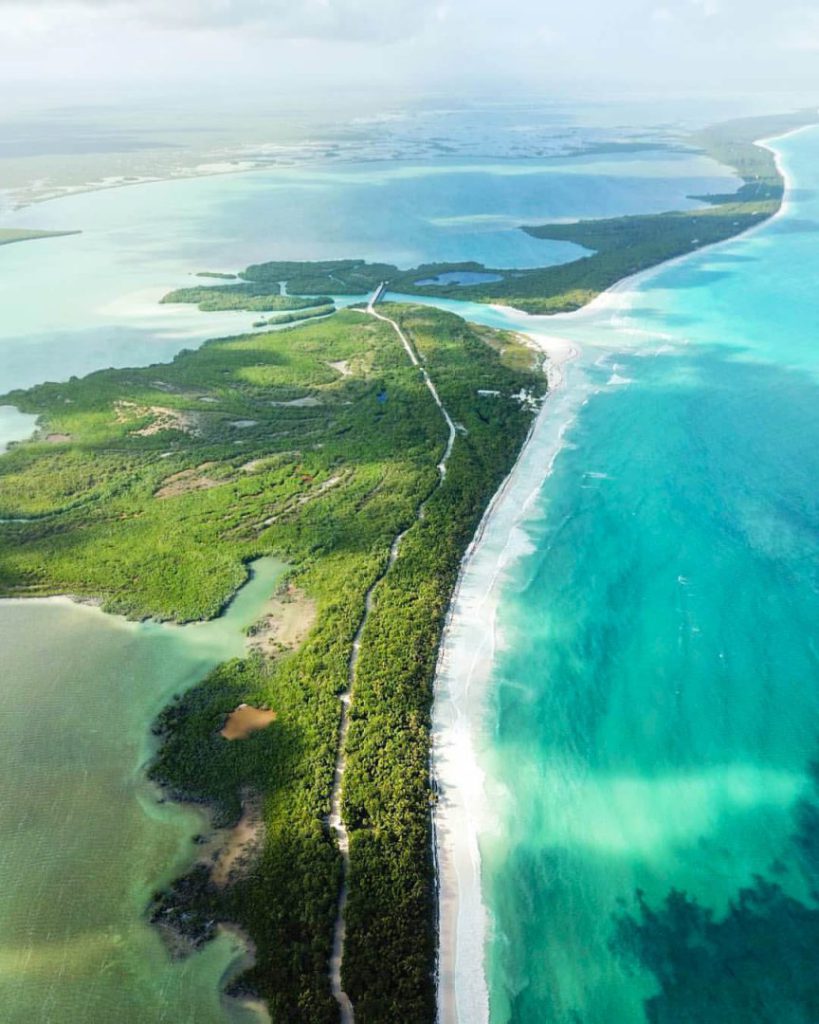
[0,0,818,107]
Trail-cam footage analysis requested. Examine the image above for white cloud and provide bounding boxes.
[778,8,819,51]
[690,0,720,16]
[0,0,442,41]
[0,0,818,96]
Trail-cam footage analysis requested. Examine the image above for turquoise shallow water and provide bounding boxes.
[478,127,819,1022]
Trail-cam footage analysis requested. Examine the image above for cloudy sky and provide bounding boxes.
[0,0,817,101]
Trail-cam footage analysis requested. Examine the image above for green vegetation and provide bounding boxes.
[221,110,816,315]
[0,228,80,247]
[516,202,772,309]
[341,308,543,1020]
[688,109,817,205]
[4,107,814,1021]
[252,304,336,329]
[195,271,238,280]
[0,305,545,1021]
[243,259,398,297]
[161,283,333,314]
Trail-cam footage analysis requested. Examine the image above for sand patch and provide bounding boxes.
[271,396,322,407]
[155,463,222,499]
[328,360,352,376]
[229,419,258,428]
[192,788,266,890]
[239,453,303,475]
[259,473,343,527]
[115,400,199,437]
[247,584,317,655]
[220,703,277,740]
[211,790,265,887]
[44,433,72,443]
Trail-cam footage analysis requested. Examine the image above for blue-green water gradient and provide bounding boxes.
[479,126,819,1023]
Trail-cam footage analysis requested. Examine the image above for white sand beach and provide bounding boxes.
[432,326,584,1024]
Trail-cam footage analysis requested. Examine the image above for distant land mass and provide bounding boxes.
[0,228,80,247]
[190,109,813,316]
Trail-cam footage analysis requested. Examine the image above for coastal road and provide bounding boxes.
[367,285,457,475]
[326,286,459,1023]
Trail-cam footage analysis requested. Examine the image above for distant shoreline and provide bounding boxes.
[2,162,260,214]
[543,122,815,325]
[0,130,700,215]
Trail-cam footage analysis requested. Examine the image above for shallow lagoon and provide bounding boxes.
[0,147,735,390]
[0,560,284,1023]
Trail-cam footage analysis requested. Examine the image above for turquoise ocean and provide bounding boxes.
[464,126,819,1022]
[1,113,816,1021]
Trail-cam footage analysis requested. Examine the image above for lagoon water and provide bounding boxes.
[468,126,819,1022]
[0,147,734,390]
[0,561,283,1024]
[0,113,810,1023]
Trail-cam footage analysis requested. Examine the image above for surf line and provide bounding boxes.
[326,286,457,1022]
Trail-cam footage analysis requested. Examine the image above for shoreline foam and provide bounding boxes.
[432,335,584,1024]
[431,124,811,1024]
